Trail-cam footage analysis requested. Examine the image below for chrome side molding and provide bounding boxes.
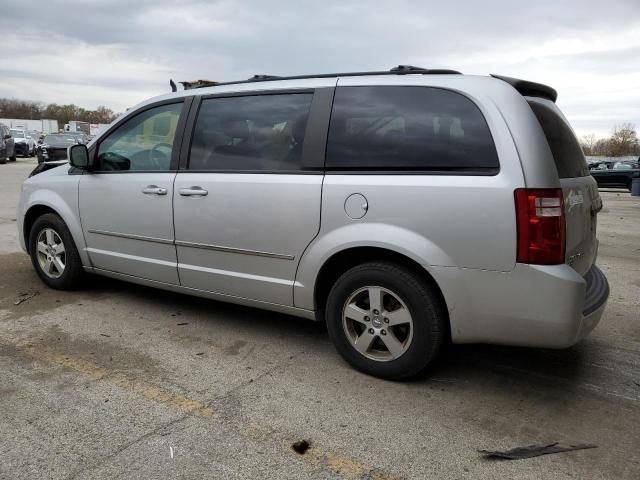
[175,240,294,260]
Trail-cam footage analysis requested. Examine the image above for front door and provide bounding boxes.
[79,101,186,284]
[173,92,324,305]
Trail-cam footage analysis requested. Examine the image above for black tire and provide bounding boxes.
[325,261,445,380]
[28,213,84,290]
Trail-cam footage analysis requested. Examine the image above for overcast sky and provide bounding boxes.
[1,0,639,138]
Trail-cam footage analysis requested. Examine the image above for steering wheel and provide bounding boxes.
[149,143,173,169]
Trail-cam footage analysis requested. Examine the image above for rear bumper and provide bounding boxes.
[432,263,609,348]
[576,265,609,341]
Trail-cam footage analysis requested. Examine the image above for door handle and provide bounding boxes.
[142,185,168,195]
[179,186,208,197]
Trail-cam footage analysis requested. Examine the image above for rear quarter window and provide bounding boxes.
[528,100,589,178]
[326,86,499,172]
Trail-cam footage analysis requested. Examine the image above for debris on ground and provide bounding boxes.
[100,333,111,338]
[14,291,39,305]
[176,322,189,326]
[292,440,310,455]
[479,442,597,460]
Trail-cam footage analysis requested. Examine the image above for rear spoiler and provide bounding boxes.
[491,74,558,102]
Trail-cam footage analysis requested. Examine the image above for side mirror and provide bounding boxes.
[68,144,92,170]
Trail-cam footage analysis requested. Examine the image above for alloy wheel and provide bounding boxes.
[36,228,66,279]
[342,286,414,362]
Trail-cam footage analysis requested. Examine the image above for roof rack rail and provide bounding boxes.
[390,65,461,75]
[179,65,462,90]
[248,74,281,81]
[390,65,429,73]
[181,79,221,90]
[491,74,558,102]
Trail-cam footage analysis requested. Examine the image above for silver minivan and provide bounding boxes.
[17,66,609,379]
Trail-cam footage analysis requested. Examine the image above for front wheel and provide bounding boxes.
[28,213,84,290]
[326,262,445,380]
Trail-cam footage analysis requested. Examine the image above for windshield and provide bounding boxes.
[44,134,77,146]
[10,129,25,138]
[613,161,636,170]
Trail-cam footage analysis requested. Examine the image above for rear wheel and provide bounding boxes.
[326,261,445,380]
[28,213,84,290]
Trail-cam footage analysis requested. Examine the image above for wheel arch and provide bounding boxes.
[23,204,59,253]
[311,246,451,339]
[22,197,90,267]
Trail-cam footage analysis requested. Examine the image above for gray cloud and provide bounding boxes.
[1,0,639,136]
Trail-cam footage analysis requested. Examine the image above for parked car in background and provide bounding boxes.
[28,130,44,146]
[36,133,80,163]
[71,132,90,144]
[0,124,16,163]
[17,67,609,379]
[9,128,35,157]
[590,160,640,191]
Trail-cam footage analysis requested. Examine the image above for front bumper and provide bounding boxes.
[432,263,609,348]
[39,147,67,162]
[15,142,28,155]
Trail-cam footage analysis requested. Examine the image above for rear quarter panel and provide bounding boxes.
[294,76,527,310]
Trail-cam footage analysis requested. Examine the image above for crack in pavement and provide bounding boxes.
[64,413,192,480]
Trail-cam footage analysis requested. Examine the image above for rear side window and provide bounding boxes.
[188,94,312,171]
[326,86,499,172]
[528,101,589,178]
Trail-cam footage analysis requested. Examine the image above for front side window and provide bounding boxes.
[188,93,313,171]
[326,86,499,171]
[96,102,182,171]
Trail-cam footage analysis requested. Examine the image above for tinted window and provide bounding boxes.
[326,86,499,171]
[528,101,589,178]
[97,102,182,171]
[44,134,77,146]
[188,94,312,171]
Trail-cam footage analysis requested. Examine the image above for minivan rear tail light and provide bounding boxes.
[514,188,565,265]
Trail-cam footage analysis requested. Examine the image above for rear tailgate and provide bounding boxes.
[527,98,601,276]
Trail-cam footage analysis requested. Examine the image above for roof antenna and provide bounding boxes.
[169,79,177,92]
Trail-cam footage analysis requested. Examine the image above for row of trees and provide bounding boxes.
[581,123,639,157]
[0,98,120,126]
